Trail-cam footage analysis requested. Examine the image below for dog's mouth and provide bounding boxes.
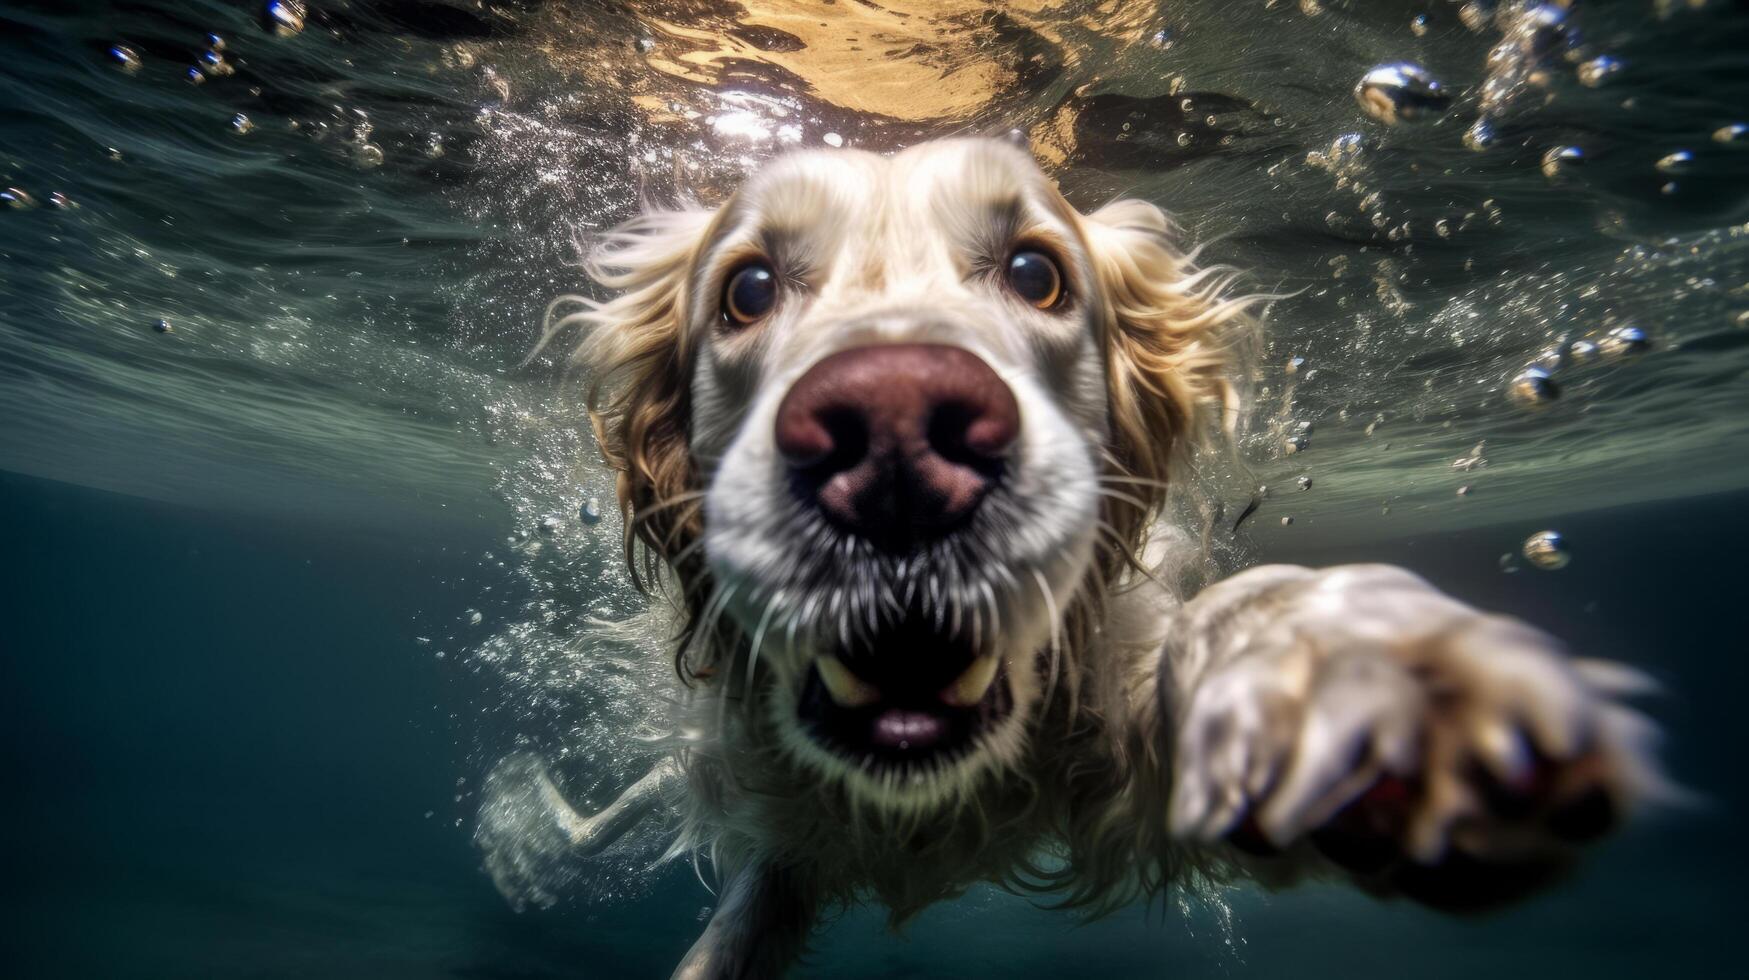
[795,616,1014,770]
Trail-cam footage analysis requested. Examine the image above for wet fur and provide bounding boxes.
[482,139,1666,978]
[544,140,1242,903]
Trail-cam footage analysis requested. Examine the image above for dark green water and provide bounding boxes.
[5,468,1743,977]
[4,1,1749,976]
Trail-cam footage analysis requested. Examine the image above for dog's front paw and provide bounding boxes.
[1168,564,1671,909]
[475,751,590,911]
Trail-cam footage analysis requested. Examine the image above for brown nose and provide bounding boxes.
[774,344,1021,552]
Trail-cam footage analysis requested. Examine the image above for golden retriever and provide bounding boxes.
[476,137,1668,979]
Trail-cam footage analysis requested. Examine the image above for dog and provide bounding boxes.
[476,137,1669,978]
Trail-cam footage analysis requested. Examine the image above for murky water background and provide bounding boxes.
[3,1,1747,976]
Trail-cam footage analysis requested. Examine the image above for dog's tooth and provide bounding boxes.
[941,656,1000,708]
[815,656,880,708]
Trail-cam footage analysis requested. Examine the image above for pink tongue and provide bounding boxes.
[872,709,947,751]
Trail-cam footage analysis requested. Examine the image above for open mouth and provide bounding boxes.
[795,614,1014,770]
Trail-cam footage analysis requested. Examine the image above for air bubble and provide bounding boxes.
[1599,324,1650,358]
[230,113,254,135]
[1513,4,1575,59]
[108,44,142,74]
[1541,145,1585,179]
[1522,530,1570,570]
[1410,15,1429,37]
[152,317,173,334]
[200,49,235,77]
[263,1,306,37]
[1655,149,1694,175]
[579,498,603,525]
[538,515,562,536]
[1354,62,1451,125]
[1464,119,1496,151]
[1578,55,1622,88]
[1296,476,1312,491]
[1508,366,1560,407]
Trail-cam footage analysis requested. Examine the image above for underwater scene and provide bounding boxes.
[2,1,1748,976]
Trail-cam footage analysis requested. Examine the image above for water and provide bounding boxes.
[2,1,1747,975]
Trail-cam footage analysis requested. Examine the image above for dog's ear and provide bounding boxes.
[1081,199,1252,544]
[545,208,717,591]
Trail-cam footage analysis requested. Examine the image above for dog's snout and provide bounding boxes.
[775,344,1020,551]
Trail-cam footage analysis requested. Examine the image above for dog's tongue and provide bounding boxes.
[871,709,947,751]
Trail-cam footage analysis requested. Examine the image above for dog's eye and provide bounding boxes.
[723,263,778,326]
[1006,250,1063,309]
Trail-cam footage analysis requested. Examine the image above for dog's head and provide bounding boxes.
[565,138,1242,810]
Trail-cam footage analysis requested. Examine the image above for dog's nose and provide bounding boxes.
[775,344,1020,551]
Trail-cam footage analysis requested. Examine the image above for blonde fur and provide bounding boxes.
[478,138,1658,978]
[547,143,1255,928]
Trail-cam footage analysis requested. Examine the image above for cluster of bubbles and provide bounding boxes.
[288,107,387,169]
[1349,2,1740,199]
[110,30,239,85]
[4,168,78,216]
[455,387,682,902]
[187,33,237,85]
[1270,1,1749,551]
[96,6,406,170]
[1507,324,1651,407]
[1300,132,1422,248]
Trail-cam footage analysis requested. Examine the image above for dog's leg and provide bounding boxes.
[475,751,680,910]
[1161,564,1672,910]
[672,863,817,980]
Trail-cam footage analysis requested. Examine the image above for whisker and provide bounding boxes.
[633,489,708,515]
[669,535,710,573]
[1094,486,1154,513]
[1031,568,1064,714]
[744,588,785,711]
[977,579,1001,654]
[784,599,803,660]
[1097,474,1174,493]
[699,582,740,654]
[652,503,705,557]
